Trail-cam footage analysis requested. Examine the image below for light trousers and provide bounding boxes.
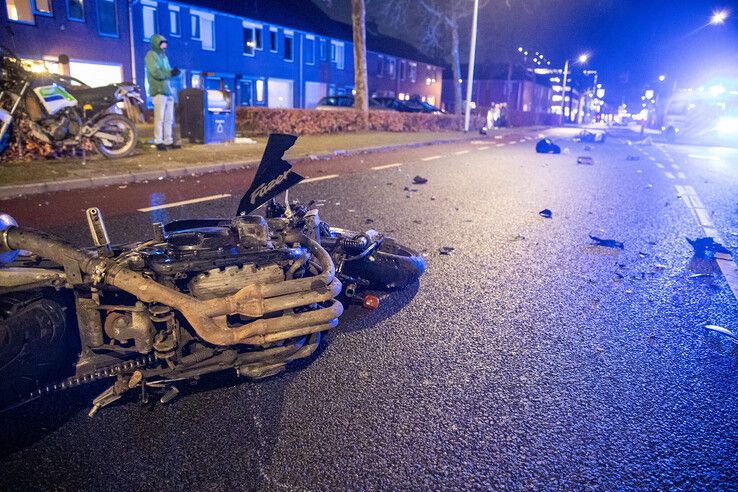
[153,94,174,145]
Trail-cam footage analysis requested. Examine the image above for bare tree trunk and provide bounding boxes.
[450,23,463,115]
[352,0,369,128]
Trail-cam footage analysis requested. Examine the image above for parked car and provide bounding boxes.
[371,96,420,113]
[403,98,444,114]
[315,95,385,111]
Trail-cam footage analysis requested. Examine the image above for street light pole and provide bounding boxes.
[463,0,480,132]
[559,59,569,125]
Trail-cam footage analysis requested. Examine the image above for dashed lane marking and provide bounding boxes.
[677,171,687,180]
[371,163,402,170]
[664,171,676,179]
[478,146,490,150]
[494,135,503,139]
[655,162,665,169]
[421,155,442,161]
[671,163,680,170]
[301,174,340,183]
[454,150,470,155]
[496,143,505,147]
[138,193,232,212]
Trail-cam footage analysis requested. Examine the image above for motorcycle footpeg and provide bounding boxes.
[88,377,132,417]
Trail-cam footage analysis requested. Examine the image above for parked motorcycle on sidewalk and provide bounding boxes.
[0,46,141,159]
[0,134,424,415]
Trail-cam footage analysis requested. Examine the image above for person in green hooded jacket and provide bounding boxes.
[145,34,180,151]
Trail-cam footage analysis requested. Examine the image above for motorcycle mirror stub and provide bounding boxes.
[0,213,19,264]
[58,54,70,65]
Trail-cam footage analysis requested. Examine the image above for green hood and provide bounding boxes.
[150,34,167,53]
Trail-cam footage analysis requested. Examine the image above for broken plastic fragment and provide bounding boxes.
[589,235,624,249]
[539,209,553,219]
[413,176,428,184]
[704,325,738,343]
[535,138,561,154]
[626,155,641,161]
[577,156,595,165]
[439,246,455,255]
[686,237,732,258]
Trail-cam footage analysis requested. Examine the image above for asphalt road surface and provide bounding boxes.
[2,128,738,490]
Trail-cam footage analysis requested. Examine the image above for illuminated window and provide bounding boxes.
[243,23,262,55]
[34,0,51,14]
[96,0,117,37]
[409,62,417,83]
[255,79,264,102]
[67,0,83,21]
[142,5,157,41]
[169,7,180,36]
[6,0,33,22]
[331,41,344,69]
[387,58,395,79]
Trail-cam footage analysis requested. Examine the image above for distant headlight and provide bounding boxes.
[716,116,738,135]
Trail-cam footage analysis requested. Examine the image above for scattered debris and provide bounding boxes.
[538,209,553,219]
[430,197,436,201]
[645,184,653,189]
[535,138,561,154]
[687,237,732,258]
[584,145,593,151]
[412,219,422,224]
[574,130,607,143]
[654,264,668,270]
[234,137,257,144]
[626,155,641,161]
[365,218,374,224]
[688,273,713,279]
[308,155,319,161]
[577,156,595,165]
[439,246,455,255]
[636,169,643,174]
[412,175,428,184]
[589,235,625,249]
[636,137,653,146]
[704,325,738,343]
[562,147,570,154]
[510,234,527,241]
[403,187,418,192]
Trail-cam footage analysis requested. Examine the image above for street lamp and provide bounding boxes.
[560,53,589,125]
[710,9,729,25]
[658,74,666,82]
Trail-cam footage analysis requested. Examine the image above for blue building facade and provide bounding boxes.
[1,0,443,109]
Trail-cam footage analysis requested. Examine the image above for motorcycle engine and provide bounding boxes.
[41,116,70,141]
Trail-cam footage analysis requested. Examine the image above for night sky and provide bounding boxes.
[313,0,738,108]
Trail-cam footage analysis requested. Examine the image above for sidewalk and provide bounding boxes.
[0,127,539,199]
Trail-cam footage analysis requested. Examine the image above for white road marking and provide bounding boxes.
[371,163,402,170]
[138,193,232,212]
[664,172,676,180]
[496,143,506,147]
[677,172,687,180]
[519,139,526,143]
[655,162,665,169]
[421,155,442,161]
[478,146,490,150]
[470,140,487,145]
[675,183,738,299]
[454,150,470,155]
[494,135,503,139]
[671,163,680,170]
[301,174,340,183]
[688,154,720,161]
[649,157,656,161]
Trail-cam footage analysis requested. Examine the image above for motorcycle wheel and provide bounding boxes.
[336,234,426,290]
[94,114,138,159]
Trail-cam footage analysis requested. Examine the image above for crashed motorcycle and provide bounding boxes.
[0,133,424,415]
[0,46,141,159]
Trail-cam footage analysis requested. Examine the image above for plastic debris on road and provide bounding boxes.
[439,246,455,255]
[577,156,595,165]
[539,209,553,219]
[234,137,257,144]
[535,138,561,154]
[626,155,641,161]
[704,325,738,343]
[413,175,428,184]
[589,235,625,249]
[687,237,732,258]
[573,130,607,143]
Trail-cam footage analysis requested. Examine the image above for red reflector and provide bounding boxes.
[363,295,380,310]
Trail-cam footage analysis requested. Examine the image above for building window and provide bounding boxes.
[190,14,200,39]
[387,58,396,79]
[243,27,255,55]
[169,8,180,36]
[34,0,51,15]
[409,62,417,83]
[67,0,84,21]
[399,60,406,81]
[269,28,277,52]
[284,32,293,62]
[96,0,117,37]
[376,55,384,77]
[331,41,344,70]
[304,36,315,65]
[6,0,33,22]
[319,38,327,60]
[255,79,264,103]
[142,5,157,41]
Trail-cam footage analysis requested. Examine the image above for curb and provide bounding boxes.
[0,130,535,200]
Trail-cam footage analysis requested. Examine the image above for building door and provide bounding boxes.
[239,80,253,106]
[304,81,326,109]
[268,78,293,108]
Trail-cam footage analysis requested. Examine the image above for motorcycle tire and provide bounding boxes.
[0,290,78,409]
[94,114,138,159]
[339,236,426,290]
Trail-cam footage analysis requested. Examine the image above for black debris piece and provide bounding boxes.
[412,219,422,224]
[439,246,455,255]
[687,237,732,258]
[403,187,418,192]
[539,209,553,219]
[365,218,374,224]
[535,138,561,154]
[577,156,595,165]
[584,145,593,151]
[413,175,428,184]
[590,235,625,249]
[626,155,641,161]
